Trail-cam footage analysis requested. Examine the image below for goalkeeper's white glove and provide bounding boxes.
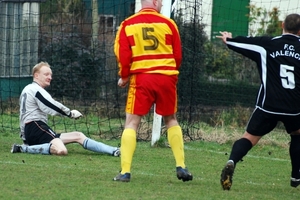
[69,110,83,119]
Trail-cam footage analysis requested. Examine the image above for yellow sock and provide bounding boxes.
[120,128,136,174]
[167,125,185,168]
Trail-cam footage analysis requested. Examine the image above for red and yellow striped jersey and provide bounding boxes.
[114,8,182,79]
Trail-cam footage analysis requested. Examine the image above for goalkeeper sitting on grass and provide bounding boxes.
[11,61,120,157]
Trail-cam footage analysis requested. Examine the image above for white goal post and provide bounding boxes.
[151,0,174,146]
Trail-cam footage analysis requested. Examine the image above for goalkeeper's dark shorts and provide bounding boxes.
[246,107,300,136]
[24,121,61,145]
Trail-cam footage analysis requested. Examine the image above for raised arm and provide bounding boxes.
[216,31,232,44]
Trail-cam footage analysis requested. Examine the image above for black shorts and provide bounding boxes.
[24,121,60,145]
[246,108,300,136]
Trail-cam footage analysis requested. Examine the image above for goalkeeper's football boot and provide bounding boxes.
[176,167,193,182]
[291,177,300,188]
[112,148,120,157]
[220,160,235,190]
[113,173,131,182]
[11,144,22,153]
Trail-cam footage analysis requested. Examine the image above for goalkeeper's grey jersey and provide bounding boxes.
[19,82,71,140]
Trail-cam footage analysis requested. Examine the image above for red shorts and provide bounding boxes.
[126,73,178,116]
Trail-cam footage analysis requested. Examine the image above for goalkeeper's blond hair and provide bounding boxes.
[32,61,50,76]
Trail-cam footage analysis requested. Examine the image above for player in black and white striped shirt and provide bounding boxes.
[11,61,120,157]
[217,13,300,190]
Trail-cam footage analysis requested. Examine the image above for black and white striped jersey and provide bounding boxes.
[226,34,300,115]
[19,82,71,140]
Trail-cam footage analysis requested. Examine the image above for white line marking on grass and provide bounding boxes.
[184,145,290,162]
[0,160,88,169]
[0,160,275,186]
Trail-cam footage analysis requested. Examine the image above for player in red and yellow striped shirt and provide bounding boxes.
[113,0,193,182]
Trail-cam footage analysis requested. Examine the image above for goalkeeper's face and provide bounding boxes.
[34,65,52,88]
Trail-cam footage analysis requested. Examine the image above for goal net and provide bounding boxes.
[0,0,299,142]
